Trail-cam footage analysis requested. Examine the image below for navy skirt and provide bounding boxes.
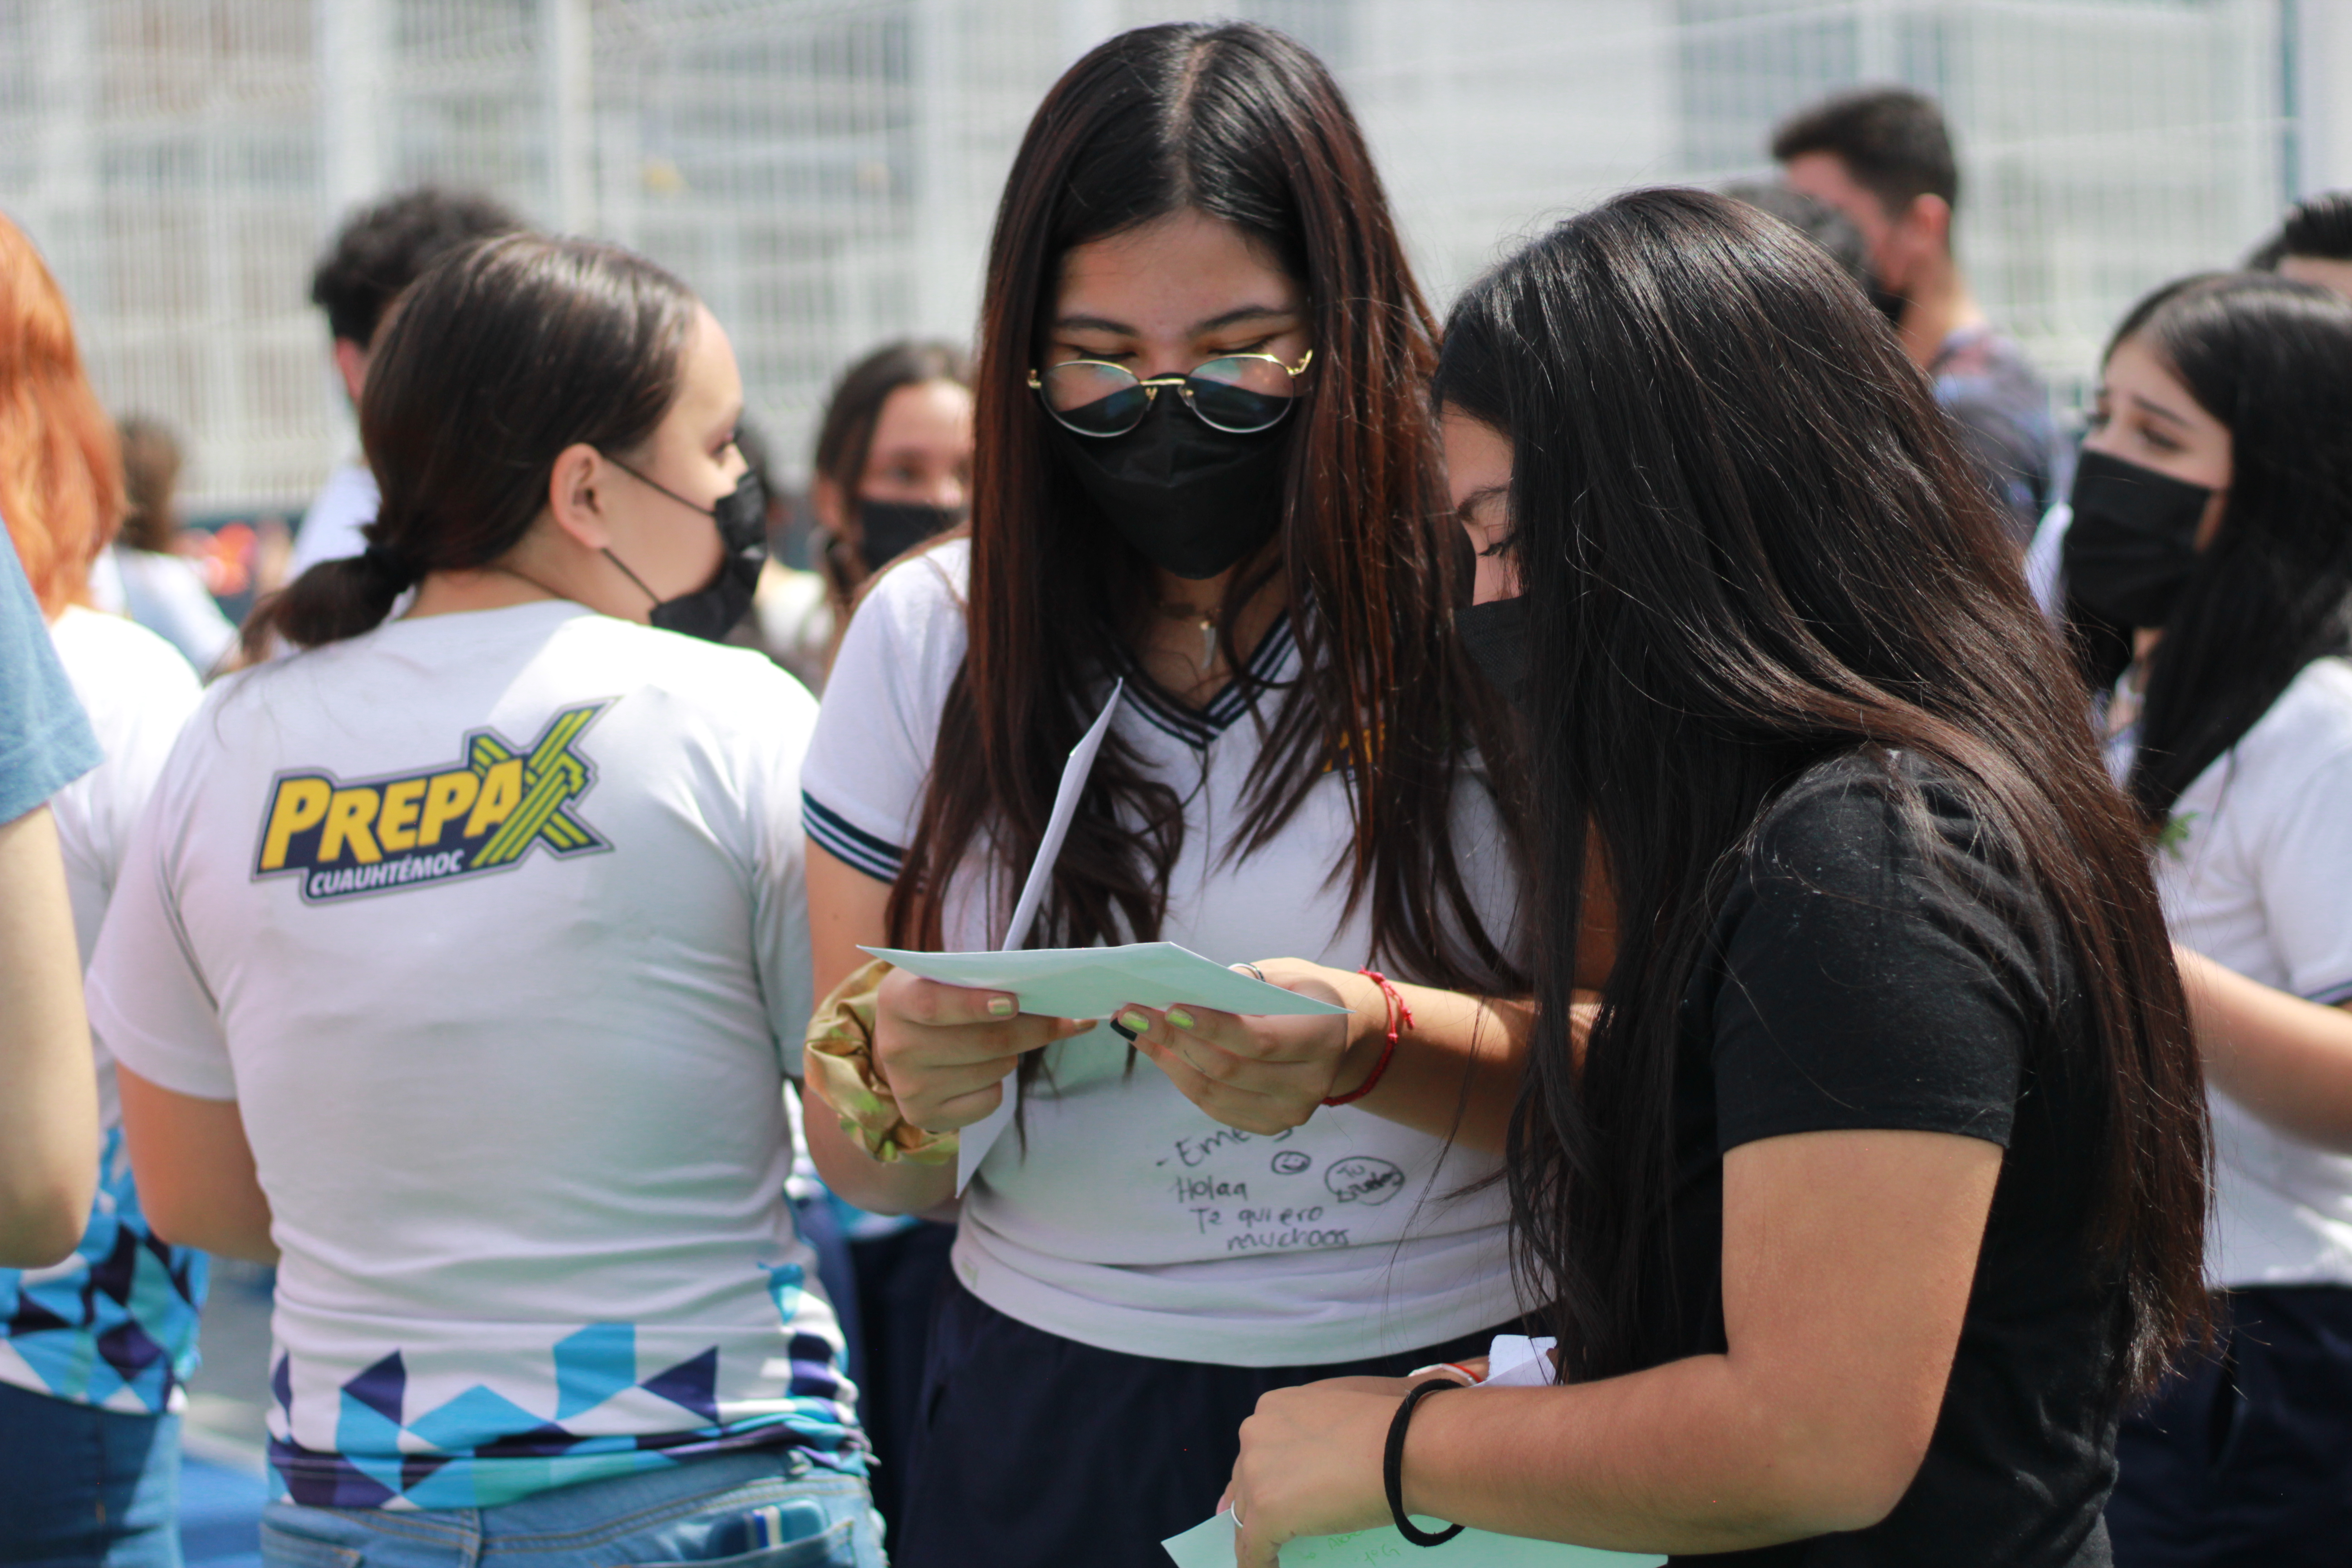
[2107,1284,2352,1567]
[890,1275,1514,1568]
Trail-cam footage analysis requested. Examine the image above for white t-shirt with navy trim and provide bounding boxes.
[88,602,859,1510]
[800,541,1523,1366]
[2112,656,2352,1287]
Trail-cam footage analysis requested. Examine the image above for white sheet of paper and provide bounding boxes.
[1000,679,1125,953]
[1483,1335,1559,1388]
[900,681,1125,1192]
[1161,1336,1660,1568]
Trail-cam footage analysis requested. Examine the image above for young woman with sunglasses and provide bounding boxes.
[1215,191,2209,1567]
[795,23,1525,1567]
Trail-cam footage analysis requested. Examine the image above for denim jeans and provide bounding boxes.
[0,1380,184,1568]
[255,1449,883,1568]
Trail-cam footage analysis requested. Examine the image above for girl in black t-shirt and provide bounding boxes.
[1141,190,2209,1565]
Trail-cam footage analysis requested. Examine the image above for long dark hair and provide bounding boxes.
[810,338,971,602]
[1436,190,2206,1396]
[2099,273,2352,820]
[890,23,1521,998]
[245,234,697,654]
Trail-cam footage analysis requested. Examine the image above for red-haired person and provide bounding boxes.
[0,213,206,1564]
[796,24,1528,1566]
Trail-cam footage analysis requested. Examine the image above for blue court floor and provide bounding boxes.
[182,1455,268,1567]
[180,1257,275,1567]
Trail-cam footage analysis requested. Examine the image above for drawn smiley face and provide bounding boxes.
[1271,1150,1311,1176]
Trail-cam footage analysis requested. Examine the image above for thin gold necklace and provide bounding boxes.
[1159,600,1220,668]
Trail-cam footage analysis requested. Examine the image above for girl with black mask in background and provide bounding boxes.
[1221,190,2209,1568]
[2066,274,2352,1567]
[745,341,974,691]
[794,23,1526,1567]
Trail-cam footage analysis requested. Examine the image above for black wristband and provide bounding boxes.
[1384,1377,1468,1547]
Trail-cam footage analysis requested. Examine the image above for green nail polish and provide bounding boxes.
[988,996,1016,1017]
[1118,1009,1152,1034]
[1166,1008,1195,1031]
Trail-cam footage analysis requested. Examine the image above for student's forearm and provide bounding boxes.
[1402,1353,1910,1553]
[1334,973,1531,1152]
[0,807,98,1267]
[801,1089,960,1214]
[2177,946,2352,1151]
[114,1070,278,1263]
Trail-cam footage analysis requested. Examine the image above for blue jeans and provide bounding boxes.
[0,1380,184,1568]
[256,1449,883,1568]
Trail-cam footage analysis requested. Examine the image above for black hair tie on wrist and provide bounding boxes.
[1385,1377,1468,1547]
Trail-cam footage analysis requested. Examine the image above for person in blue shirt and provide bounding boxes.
[0,520,101,1269]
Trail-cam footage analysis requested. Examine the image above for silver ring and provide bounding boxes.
[1238,962,1267,982]
[1231,1499,1246,1530]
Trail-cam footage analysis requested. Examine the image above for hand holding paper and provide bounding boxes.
[1163,1336,1662,1568]
[859,681,1348,1191]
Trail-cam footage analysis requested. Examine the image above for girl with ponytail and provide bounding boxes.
[93,234,883,1565]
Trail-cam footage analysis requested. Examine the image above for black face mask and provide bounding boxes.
[2062,448,2215,630]
[1867,274,1909,328]
[1458,594,1531,712]
[603,465,768,642]
[1047,394,1291,580]
[856,499,961,575]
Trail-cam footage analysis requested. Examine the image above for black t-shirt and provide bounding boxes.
[1666,752,2118,1567]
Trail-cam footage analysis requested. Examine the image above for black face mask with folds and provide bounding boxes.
[1047,393,1291,580]
[605,467,768,642]
[2062,448,2215,630]
[855,499,962,575]
[1458,594,1532,712]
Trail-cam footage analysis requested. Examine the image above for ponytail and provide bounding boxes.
[241,541,421,659]
[244,232,698,656]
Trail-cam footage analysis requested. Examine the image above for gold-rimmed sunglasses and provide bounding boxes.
[1028,349,1313,438]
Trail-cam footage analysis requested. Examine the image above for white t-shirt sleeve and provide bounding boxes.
[753,677,821,1076]
[85,734,236,1101]
[2247,740,2352,1005]
[287,462,380,576]
[47,609,204,963]
[798,545,968,884]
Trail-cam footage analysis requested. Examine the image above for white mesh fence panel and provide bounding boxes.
[0,0,2301,509]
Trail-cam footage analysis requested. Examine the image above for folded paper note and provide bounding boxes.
[1160,1334,1662,1568]
[864,940,1348,1191]
[864,942,1352,1025]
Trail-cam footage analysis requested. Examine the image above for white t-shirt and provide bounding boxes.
[88,601,860,1510]
[800,541,1523,1366]
[48,607,203,968]
[2112,656,2352,1286]
[288,459,380,576]
[87,547,238,676]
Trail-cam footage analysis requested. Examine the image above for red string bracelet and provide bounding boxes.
[1324,969,1413,1107]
